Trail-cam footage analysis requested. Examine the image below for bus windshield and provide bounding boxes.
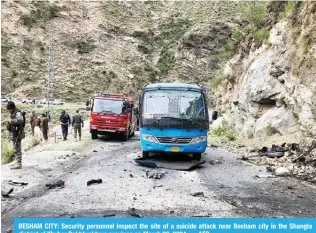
[92,99,126,114]
[142,90,206,120]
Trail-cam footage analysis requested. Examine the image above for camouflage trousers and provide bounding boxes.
[12,137,22,164]
[73,124,82,139]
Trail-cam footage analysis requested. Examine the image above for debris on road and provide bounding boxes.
[130,174,134,178]
[93,150,97,152]
[135,160,158,168]
[274,167,291,177]
[238,140,316,183]
[103,213,116,217]
[8,180,28,186]
[153,185,163,189]
[145,171,166,179]
[135,158,206,171]
[1,187,13,197]
[128,208,142,218]
[46,180,65,189]
[87,179,103,186]
[254,174,275,178]
[191,192,205,197]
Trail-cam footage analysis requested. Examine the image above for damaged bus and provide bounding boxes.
[139,83,217,160]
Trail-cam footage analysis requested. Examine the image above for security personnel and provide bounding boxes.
[72,110,84,141]
[6,101,25,169]
[59,110,71,141]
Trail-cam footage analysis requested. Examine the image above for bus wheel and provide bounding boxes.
[142,151,149,159]
[91,131,98,139]
[192,153,201,161]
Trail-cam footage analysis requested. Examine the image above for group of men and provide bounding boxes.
[6,101,84,170]
[59,109,84,141]
[30,111,49,141]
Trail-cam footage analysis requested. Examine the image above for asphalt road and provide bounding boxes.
[1,134,316,231]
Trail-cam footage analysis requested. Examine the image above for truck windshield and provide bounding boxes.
[142,90,206,120]
[92,99,125,114]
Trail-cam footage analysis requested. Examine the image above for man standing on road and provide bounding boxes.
[6,101,25,169]
[72,109,84,141]
[41,113,49,142]
[60,110,71,141]
[30,111,36,136]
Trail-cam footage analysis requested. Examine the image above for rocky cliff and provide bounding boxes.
[213,2,316,140]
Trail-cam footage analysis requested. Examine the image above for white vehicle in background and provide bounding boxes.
[40,99,48,104]
[22,99,34,104]
[1,96,9,102]
[53,99,64,105]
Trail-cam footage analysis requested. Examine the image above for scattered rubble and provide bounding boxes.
[128,208,142,218]
[8,180,28,186]
[87,179,102,186]
[103,213,116,217]
[191,192,205,197]
[274,167,291,177]
[145,171,166,179]
[1,187,13,197]
[239,140,316,183]
[46,180,65,189]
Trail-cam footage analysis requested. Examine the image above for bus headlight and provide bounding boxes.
[190,136,207,144]
[142,134,159,143]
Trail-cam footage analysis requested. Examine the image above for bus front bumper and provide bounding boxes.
[140,140,207,153]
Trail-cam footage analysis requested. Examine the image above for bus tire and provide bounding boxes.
[91,131,98,139]
[192,153,201,161]
[142,151,149,159]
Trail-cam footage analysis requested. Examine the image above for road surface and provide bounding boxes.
[1,132,316,231]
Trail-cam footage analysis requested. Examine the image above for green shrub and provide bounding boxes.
[264,122,279,136]
[157,47,176,75]
[158,17,191,43]
[20,2,60,28]
[253,29,270,45]
[75,40,96,54]
[210,74,226,88]
[211,125,237,141]
[300,36,311,54]
[244,4,267,30]
[102,3,121,16]
[1,138,15,164]
[279,1,296,19]
[231,28,245,41]
[247,130,254,139]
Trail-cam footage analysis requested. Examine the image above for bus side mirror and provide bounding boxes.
[86,106,91,111]
[212,111,218,121]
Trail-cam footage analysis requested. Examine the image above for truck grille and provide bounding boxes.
[156,137,193,144]
[96,120,119,126]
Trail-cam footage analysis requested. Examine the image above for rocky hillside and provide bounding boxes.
[1,1,316,139]
[1,1,245,100]
[212,2,316,140]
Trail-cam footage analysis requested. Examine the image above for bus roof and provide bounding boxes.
[144,83,203,90]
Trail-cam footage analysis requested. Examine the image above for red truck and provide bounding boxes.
[89,93,138,141]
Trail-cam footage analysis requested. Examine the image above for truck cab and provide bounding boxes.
[89,93,138,141]
[139,83,217,160]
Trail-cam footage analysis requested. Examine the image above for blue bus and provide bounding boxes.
[139,83,217,160]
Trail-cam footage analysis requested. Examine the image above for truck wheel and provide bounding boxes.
[91,131,98,139]
[142,151,149,159]
[121,132,128,141]
[192,153,202,161]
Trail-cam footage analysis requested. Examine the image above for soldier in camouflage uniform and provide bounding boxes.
[6,101,25,169]
[72,110,84,141]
